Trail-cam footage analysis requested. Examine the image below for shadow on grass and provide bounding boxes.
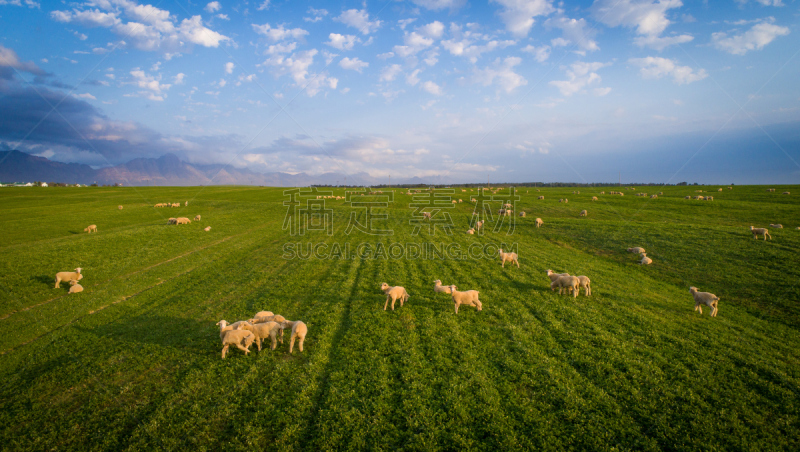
[74,314,214,354]
[31,275,55,287]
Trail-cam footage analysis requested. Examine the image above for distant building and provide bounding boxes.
[40,182,48,187]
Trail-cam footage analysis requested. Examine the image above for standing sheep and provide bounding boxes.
[84,225,97,233]
[689,287,720,317]
[550,275,579,298]
[185,201,189,206]
[538,196,544,200]
[576,276,591,296]
[580,210,588,217]
[434,280,456,294]
[449,286,482,314]
[284,320,308,353]
[535,218,543,228]
[216,320,255,359]
[55,268,83,288]
[476,220,484,231]
[241,321,282,351]
[519,211,526,217]
[194,215,201,221]
[498,249,519,268]
[380,283,410,311]
[750,226,772,240]
[547,269,569,283]
[592,196,598,201]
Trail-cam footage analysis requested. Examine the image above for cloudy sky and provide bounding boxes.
[0,0,798,184]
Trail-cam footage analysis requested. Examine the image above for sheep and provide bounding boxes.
[254,311,274,318]
[577,276,591,296]
[68,280,83,294]
[284,320,308,353]
[728,187,732,190]
[768,188,775,192]
[476,220,484,231]
[194,215,201,221]
[216,320,255,359]
[449,286,482,314]
[168,218,177,225]
[783,192,791,195]
[422,212,432,220]
[498,249,519,268]
[592,196,598,201]
[770,224,783,229]
[241,321,282,351]
[452,200,458,204]
[175,217,191,225]
[433,280,457,295]
[659,192,663,195]
[171,203,180,207]
[706,196,714,201]
[685,196,691,199]
[55,268,83,288]
[689,287,720,317]
[627,247,646,254]
[538,196,544,200]
[118,205,123,210]
[600,191,605,195]
[650,195,658,199]
[498,208,507,215]
[718,188,723,192]
[535,218,543,228]
[750,226,772,240]
[204,226,211,232]
[546,269,569,283]
[381,283,410,311]
[639,253,652,265]
[84,224,97,233]
[459,199,463,203]
[550,275,579,297]
[564,199,568,203]
[471,198,477,202]
[580,210,588,217]
[517,211,526,218]
[185,201,188,206]
[467,228,474,234]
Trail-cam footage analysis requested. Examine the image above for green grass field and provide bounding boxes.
[1,185,799,451]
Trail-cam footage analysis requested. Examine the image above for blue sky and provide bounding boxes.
[0,0,798,184]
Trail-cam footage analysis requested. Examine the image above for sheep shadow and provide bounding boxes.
[74,314,213,354]
[67,230,81,235]
[32,275,54,287]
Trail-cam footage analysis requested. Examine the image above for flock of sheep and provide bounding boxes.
[215,312,307,359]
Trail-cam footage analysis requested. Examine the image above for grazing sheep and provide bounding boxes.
[253,311,274,319]
[84,225,97,233]
[538,196,544,200]
[467,228,474,234]
[381,283,410,311]
[204,226,211,232]
[175,217,191,225]
[459,199,463,203]
[55,268,83,288]
[194,215,201,221]
[728,187,732,190]
[577,276,591,296]
[422,212,432,220]
[68,280,83,294]
[689,287,720,317]
[550,275,579,297]
[172,203,180,208]
[118,205,123,210]
[639,253,652,265]
[535,218,543,228]
[592,196,598,201]
[168,218,177,225]
[768,188,775,192]
[434,280,456,294]
[284,320,308,353]
[770,224,783,229]
[216,320,255,359]
[750,226,772,240]
[449,286,482,314]
[498,249,519,268]
[650,195,658,199]
[706,196,714,201]
[519,211,526,217]
[452,200,457,204]
[242,321,282,351]
[627,247,646,254]
[718,188,723,192]
[476,220,484,231]
[471,198,477,202]
[600,191,605,195]
[783,192,791,195]
[498,208,507,215]
[546,269,569,283]
[685,196,691,199]
[580,210,587,217]
[659,192,664,195]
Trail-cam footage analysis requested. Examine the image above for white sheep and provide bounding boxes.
[550,275,579,297]
[476,220,484,231]
[84,224,97,233]
[253,311,274,318]
[580,210,587,217]
[718,188,723,192]
[251,314,287,343]
[768,188,775,192]
[216,320,255,359]
[685,196,691,199]
[627,247,645,254]
[449,286,482,314]
[639,253,652,265]
[241,320,282,351]
[538,196,544,200]
[194,215,201,221]
[55,268,83,288]
[498,249,519,268]
[467,228,474,234]
[68,280,83,294]
[770,224,783,229]
[546,269,569,283]
[185,201,189,206]
[784,192,791,195]
[600,191,605,195]
[519,211,526,217]
[591,196,598,201]
[118,205,123,210]
[535,218,543,228]
[750,226,772,240]
[650,195,658,199]
[381,283,410,311]
[284,320,308,353]
[577,276,591,296]
[434,280,456,294]
[459,199,463,203]
[204,226,211,231]
[689,287,720,317]
[175,217,191,225]
[422,212,432,220]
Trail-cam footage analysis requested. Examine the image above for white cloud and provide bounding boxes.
[473,56,528,93]
[380,64,402,82]
[130,68,171,95]
[418,21,445,39]
[225,62,234,74]
[711,20,789,55]
[422,80,443,95]
[394,31,435,58]
[216,14,229,20]
[205,2,221,13]
[491,0,554,37]
[411,0,466,10]
[266,42,298,55]
[174,72,185,84]
[252,23,309,41]
[629,56,708,84]
[377,52,395,59]
[218,78,226,87]
[549,61,609,96]
[326,33,359,50]
[591,0,691,50]
[594,87,612,96]
[261,49,338,96]
[335,9,382,34]
[305,8,328,22]
[339,57,368,72]
[551,37,569,47]
[546,15,599,52]
[257,1,270,11]
[522,44,550,62]
[406,69,421,86]
[398,18,417,30]
[424,50,439,66]
[0,0,40,8]
[634,34,694,51]
[735,0,784,6]
[76,93,96,100]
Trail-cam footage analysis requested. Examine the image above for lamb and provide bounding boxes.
[118,205,123,210]
[519,211,526,217]
[639,253,652,265]
[467,228,474,234]
[576,276,591,296]
[68,280,83,294]
[194,215,201,221]
[216,321,255,359]
[627,247,645,254]
[84,224,97,233]
[498,249,519,268]
[770,224,783,229]
[253,311,273,318]
[580,210,587,217]
[380,283,410,311]
[476,220,484,231]
[175,217,191,225]
[546,269,569,283]
[449,286,482,314]
[204,226,211,232]
[434,280,456,294]
[592,196,598,201]
[689,287,720,317]
[55,268,83,288]
[241,321,282,351]
[750,226,772,240]
[535,218,543,228]
[284,320,308,353]
[422,212,432,220]
[718,188,723,192]
[538,196,544,200]
[550,275,579,297]
[458,199,463,203]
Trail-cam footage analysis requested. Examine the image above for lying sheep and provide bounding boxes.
[118,205,123,210]
[690,287,720,317]
[684,196,691,199]
[194,215,201,221]
[498,249,519,268]
[535,218,543,228]
[55,268,83,288]
[770,224,783,229]
[547,269,569,283]
[750,226,772,240]
[467,228,474,234]
[783,192,790,195]
[434,280,456,294]
[449,286,482,314]
[551,275,579,297]
[627,247,645,254]
[577,276,591,296]
[580,210,587,217]
[68,280,83,294]
[216,320,255,359]
[253,311,273,318]
[639,253,652,265]
[204,226,211,231]
[84,225,97,233]
[381,283,410,311]
[284,320,308,353]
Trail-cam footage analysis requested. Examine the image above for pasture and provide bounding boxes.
[1,185,799,451]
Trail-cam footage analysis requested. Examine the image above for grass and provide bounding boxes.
[0,184,799,451]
